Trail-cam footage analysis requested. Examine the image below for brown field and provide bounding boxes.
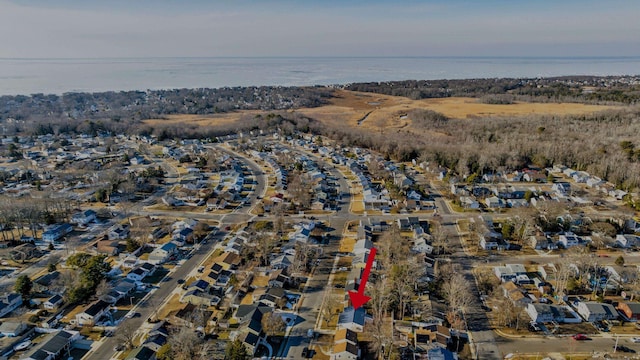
[142,112,261,127]
[143,90,620,135]
[295,90,620,132]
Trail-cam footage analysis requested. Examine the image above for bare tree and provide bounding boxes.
[441,271,473,330]
[261,312,286,337]
[168,326,205,360]
[116,322,137,350]
[430,220,451,255]
[95,279,112,301]
[377,225,409,270]
[321,294,341,327]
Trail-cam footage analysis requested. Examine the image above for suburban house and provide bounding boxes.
[125,346,157,360]
[337,307,366,333]
[352,238,373,256]
[268,269,290,288]
[529,236,557,250]
[616,234,639,248]
[96,239,120,256]
[524,303,582,323]
[72,209,97,226]
[102,278,137,304]
[173,227,195,244]
[501,282,532,306]
[76,300,110,326]
[108,224,130,240]
[616,301,640,321]
[485,196,505,209]
[412,237,434,255]
[42,223,73,242]
[0,293,23,318]
[558,232,582,248]
[576,302,618,322]
[0,321,27,337]
[494,264,526,283]
[22,330,80,360]
[180,289,220,307]
[148,242,178,265]
[331,328,360,360]
[126,267,148,283]
[43,294,64,310]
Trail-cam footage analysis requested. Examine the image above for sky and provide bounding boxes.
[1,0,639,58]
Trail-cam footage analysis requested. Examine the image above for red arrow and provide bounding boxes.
[348,247,376,310]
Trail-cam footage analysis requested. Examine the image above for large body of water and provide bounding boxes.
[0,56,639,96]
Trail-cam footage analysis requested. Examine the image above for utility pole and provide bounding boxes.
[614,333,619,353]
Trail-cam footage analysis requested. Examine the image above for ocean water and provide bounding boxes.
[0,56,639,96]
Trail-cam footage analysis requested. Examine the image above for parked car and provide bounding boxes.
[528,322,541,332]
[614,345,635,353]
[630,337,640,343]
[572,334,588,341]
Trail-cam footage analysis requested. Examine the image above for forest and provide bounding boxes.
[344,76,640,104]
[0,86,333,135]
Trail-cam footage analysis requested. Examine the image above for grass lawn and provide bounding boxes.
[339,236,356,253]
[142,267,169,284]
[157,293,182,319]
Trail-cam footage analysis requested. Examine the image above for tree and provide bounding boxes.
[168,326,205,360]
[81,254,112,288]
[14,275,32,301]
[116,322,136,350]
[321,295,341,327]
[615,255,625,267]
[47,263,57,272]
[126,238,141,253]
[95,279,112,300]
[225,338,249,360]
[501,222,514,240]
[440,270,473,330]
[261,312,286,337]
[156,344,172,360]
[66,252,91,268]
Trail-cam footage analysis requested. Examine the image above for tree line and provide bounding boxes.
[344,76,640,104]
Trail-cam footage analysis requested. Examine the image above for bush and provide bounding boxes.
[28,315,40,323]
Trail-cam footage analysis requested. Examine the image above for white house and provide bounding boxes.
[616,234,639,248]
[43,294,64,310]
[148,242,178,265]
[558,232,582,248]
[412,237,434,255]
[0,321,27,337]
[576,302,618,322]
[76,300,110,326]
[71,209,97,226]
[485,196,505,209]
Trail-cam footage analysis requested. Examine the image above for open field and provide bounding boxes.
[142,111,262,127]
[296,90,620,133]
[143,90,618,133]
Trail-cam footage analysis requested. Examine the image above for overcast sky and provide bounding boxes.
[1,0,639,58]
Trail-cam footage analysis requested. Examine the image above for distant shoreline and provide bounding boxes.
[1,56,639,96]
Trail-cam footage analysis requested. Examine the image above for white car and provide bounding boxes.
[630,337,640,343]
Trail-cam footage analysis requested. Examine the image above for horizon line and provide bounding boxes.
[2,55,640,61]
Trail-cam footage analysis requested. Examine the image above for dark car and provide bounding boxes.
[614,345,635,353]
[177,279,185,284]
